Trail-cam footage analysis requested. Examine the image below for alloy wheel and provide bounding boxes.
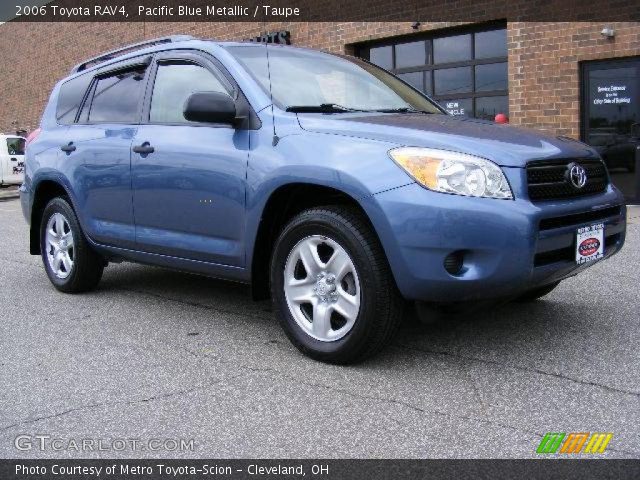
[45,212,75,279]
[283,235,361,342]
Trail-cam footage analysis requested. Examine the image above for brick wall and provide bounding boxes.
[0,22,143,133]
[0,20,638,137]
[508,22,640,137]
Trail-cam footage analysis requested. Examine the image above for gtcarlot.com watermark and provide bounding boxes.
[14,435,195,452]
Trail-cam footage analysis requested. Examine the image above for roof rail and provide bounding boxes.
[70,35,195,74]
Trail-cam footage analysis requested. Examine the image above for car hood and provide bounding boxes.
[296,113,599,167]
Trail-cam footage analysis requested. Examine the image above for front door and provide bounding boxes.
[131,52,249,267]
[582,57,640,203]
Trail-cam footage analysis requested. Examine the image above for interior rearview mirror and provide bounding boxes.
[183,91,237,125]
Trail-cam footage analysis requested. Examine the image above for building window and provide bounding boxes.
[475,95,509,121]
[356,24,509,120]
[395,40,427,68]
[369,45,393,70]
[434,66,472,95]
[474,29,508,59]
[475,62,508,92]
[433,34,471,64]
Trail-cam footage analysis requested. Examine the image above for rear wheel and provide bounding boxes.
[516,281,560,302]
[40,197,104,293]
[270,206,403,364]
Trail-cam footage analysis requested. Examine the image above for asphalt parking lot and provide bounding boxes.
[0,198,638,459]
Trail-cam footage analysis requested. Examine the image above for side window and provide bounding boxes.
[6,137,25,155]
[56,74,92,124]
[149,62,229,124]
[87,68,147,123]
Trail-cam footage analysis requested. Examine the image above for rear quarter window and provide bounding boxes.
[56,74,93,125]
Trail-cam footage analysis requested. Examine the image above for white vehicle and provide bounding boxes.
[0,134,25,186]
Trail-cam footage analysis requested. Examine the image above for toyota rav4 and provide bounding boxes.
[21,36,627,363]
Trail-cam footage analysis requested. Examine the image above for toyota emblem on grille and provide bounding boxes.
[567,163,587,189]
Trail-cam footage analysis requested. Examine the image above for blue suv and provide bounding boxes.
[21,36,626,363]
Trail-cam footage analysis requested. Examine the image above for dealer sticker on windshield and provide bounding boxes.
[576,223,604,265]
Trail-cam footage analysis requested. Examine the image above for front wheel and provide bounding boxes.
[40,197,104,293]
[270,207,403,364]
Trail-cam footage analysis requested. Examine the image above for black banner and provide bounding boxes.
[1,459,640,480]
[3,0,640,22]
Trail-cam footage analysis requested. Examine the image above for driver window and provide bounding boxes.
[150,62,228,123]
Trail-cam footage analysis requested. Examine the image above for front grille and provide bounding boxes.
[539,206,622,231]
[534,246,573,266]
[527,159,608,201]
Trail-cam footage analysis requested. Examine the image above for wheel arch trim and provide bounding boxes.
[29,174,83,255]
[246,179,397,300]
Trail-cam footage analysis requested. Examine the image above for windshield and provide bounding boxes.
[6,137,25,155]
[227,46,443,114]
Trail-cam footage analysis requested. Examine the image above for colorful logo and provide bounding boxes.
[537,432,612,454]
[579,238,601,257]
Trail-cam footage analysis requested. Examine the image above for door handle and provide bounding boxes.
[60,142,76,153]
[132,142,154,154]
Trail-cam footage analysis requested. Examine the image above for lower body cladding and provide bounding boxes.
[368,183,626,303]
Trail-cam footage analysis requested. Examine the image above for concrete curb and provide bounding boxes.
[0,188,20,201]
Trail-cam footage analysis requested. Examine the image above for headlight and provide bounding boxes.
[389,147,513,199]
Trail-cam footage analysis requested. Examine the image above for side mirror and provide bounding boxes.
[183,91,236,125]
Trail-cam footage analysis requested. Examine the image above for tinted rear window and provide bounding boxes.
[56,74,92,124]
[88,68,146,123]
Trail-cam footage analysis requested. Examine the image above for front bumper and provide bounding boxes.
[365,180,626,302]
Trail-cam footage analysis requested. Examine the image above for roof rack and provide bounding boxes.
[70,35,195,74]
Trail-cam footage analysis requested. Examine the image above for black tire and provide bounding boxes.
[516,281,561,302]
[40,197,104,293]
[270,206,404,364]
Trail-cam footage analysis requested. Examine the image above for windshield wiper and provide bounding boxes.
[285,104,435,114]
[285,103,362,113]
[373,107,434,114]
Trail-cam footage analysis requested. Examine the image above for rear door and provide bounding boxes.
[131,51,249,266]
[69,57,151,249]
[3,136,25,184]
